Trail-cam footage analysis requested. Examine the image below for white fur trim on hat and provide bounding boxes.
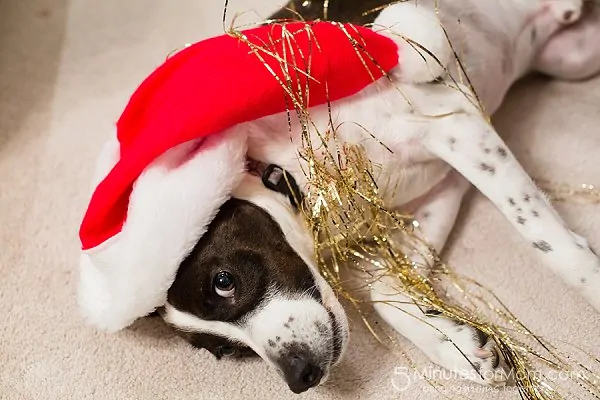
[78,130,248,332]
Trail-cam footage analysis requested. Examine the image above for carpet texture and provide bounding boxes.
[1,1,599,399]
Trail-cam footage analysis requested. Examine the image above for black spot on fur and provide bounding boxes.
[563,10,573,22]
[480,163,496,174]
[580,278,587,284]
[268,339,276,347]
[497,147,508,158]
[474,329,488,348]
[491,348,500,368]
[517,208,523,213]
[276,336,281,342]
[484,148,491,154]
[425,309,442,317]
[288,317,295,323]
[517,216,526,225]
[281,341,310,355]
[508,198,516,206]
[523,194,530,202]
[284,323,291,329]
[533,241,553,253]
[449,137,457,150]
[314,321,328,334]
[532,210,539,217]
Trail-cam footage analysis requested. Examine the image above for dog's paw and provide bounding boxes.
[546,0,583,24]
[422,317,507,387]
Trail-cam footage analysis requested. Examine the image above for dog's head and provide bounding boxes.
[162,175,349,394]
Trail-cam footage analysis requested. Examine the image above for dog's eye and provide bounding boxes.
[217,345,237,358]
[213,271,235,297]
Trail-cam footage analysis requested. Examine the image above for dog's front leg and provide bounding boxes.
[422,111,600,312]
[370,171,508,386]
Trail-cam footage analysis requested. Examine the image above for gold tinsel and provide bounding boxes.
[219,1,600,398]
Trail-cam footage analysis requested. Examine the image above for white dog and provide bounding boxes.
[154,0,600,392]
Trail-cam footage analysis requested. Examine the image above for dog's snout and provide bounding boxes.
[280,353,324,394]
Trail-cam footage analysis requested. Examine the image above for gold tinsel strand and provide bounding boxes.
[219,2,600,398]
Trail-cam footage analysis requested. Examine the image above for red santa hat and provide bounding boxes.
[77,21,402,332]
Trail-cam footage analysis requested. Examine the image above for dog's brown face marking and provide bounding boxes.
[166,199,321,358]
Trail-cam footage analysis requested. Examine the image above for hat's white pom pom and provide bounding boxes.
[374,3,452,83]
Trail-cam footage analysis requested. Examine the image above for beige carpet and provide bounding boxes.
[1,1,599,399]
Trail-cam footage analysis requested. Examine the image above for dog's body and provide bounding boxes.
[162,0,600,393]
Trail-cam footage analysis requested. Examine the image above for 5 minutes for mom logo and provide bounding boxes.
[391,366,412,392]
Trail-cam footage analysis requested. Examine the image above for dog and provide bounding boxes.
[160,0,600,393]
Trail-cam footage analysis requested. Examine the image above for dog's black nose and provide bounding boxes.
[280,354,324,394]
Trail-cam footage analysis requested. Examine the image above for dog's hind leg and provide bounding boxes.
[422,109,600,312]
[370,171,509,387]
[534,2,600,80]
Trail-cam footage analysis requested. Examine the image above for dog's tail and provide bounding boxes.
[373,3,452,83]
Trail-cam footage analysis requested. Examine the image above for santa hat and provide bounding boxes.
[77,21,402,332]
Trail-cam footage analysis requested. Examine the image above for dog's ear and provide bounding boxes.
[183,332,258,360]
[268,0,394,25]
[269,0,322,22]
[187,333,222,358]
